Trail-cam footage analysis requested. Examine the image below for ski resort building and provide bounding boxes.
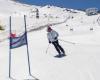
[86,8,98,16]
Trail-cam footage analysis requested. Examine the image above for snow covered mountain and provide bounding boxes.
[0,0,100,80]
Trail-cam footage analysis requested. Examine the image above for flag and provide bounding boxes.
[9,15,32,78]
[10,33,27,49]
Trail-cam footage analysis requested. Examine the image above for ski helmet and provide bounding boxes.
[47,26,52,32]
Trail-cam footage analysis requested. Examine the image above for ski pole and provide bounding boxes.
[46,44,50,54]
[59,39,76,45]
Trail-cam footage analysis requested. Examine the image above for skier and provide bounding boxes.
[47,26,66,57]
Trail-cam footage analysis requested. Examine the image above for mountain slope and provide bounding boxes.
[0,0,100,80]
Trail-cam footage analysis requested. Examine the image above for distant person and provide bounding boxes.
[36,8,39,18]
[47,26,66,57]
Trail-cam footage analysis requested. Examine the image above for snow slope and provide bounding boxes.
[0,0,100,80]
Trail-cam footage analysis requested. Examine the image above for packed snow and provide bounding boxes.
[0,0,100,80]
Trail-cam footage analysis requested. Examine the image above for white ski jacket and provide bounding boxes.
[47,30,59,42]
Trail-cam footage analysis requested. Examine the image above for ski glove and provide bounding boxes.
[49,41,51,43]
[54,37,57,40]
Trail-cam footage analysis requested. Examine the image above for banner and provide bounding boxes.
[10,33,27,49]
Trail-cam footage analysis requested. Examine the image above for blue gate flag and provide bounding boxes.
[10,33,27,49]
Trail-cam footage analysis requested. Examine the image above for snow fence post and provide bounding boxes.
[9,16,12,78]
[24,15,32,76]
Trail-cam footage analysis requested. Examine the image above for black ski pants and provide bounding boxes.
[52,40,65,55]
